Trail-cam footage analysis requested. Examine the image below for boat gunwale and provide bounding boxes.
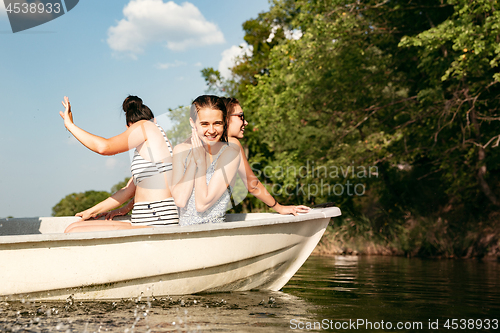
[0,207,340,245]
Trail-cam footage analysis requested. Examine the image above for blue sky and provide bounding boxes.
[0,0,270,218]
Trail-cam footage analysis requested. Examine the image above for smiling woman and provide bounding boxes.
[171,95,240,225]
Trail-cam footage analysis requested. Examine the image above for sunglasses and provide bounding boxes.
[231,112,245,122]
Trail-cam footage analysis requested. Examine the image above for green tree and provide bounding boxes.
[52,191,110,217]
[52,177,133,217]
[232,0,452,210]
[202,0,500,256]
[165,106,191,146]
[110,177,131,193]
[398,0,500,209]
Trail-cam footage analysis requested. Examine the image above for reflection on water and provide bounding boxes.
[1,256,499,332]
[283,256,500,332]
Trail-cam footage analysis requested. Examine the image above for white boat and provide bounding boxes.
[0,207,340,300]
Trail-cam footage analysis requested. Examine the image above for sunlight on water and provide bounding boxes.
[283,256,500,332]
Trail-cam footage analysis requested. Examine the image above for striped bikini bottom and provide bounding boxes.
[131,198,179,226]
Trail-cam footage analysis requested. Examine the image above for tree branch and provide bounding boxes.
[341,96,417,139]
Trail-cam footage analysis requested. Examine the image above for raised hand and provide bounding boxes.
[59,96,74,128]
[191,128,206,166]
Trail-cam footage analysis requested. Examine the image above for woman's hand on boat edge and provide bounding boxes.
[94,208,127,221]
[75,207,117,221]
[274,204,311,216]
[76,207,129,221]
[75,208,98,221]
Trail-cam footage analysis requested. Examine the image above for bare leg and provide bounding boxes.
[64,220,150,233]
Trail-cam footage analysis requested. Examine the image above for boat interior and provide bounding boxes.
[0,208,341,237]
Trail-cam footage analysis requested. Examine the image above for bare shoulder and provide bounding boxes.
[228,137,243,148]
[225,141,241,155]
[142,119,157,128]
[219,143,241,164]
[126,119,147,131]
[173,142,192,156]
[142,120,167,139]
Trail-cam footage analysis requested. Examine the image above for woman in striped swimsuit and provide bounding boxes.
[93,96,311,221]
[84,96,242,225]
[60,95,178,233]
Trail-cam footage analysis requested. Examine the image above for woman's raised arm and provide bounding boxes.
[59,96,148,156]
[171,142,197,208]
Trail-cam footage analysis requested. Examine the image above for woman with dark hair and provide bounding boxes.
[79,96,309,223]
[223,97,310,216]
[60,95,178,232]
[171,95,240,225]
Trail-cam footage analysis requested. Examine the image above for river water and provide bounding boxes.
[1,255,499,332]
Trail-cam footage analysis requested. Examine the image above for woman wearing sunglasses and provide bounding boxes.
[223,97,310,216]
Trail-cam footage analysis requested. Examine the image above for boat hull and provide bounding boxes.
[0,208,340,300]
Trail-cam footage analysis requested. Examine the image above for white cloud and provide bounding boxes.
[266,24,303,43]
[156,60,186,69]
[266,25,279,43]
[285,29,303,40]
[218,43,253,79]
[105,157,118,170]
[193,62,202,67]
[107,0,225,58]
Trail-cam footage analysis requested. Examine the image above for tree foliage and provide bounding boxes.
[398,0,500,209]
[165,106,191,146]
[52,177,132,217]
[52,191,110,217]
[110,177,131,194]
[201,0,500,256]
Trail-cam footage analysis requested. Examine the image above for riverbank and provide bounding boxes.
[312,218,500,260]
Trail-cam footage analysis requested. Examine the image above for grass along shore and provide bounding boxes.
[312,216,500,260]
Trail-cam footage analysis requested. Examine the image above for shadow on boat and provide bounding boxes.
[0,217,42,236]
[0,208,341,300]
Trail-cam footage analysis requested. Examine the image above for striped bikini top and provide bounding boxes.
[130,122,173,185]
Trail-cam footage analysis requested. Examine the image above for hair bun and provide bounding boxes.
[123,95,143,113]
[123,95,154,125]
